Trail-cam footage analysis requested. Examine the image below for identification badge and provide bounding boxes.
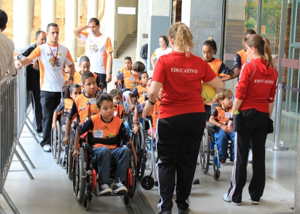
[225,112,231,118]
[94,129,103,138]
[129,76,135,82]
[89,98,96,104]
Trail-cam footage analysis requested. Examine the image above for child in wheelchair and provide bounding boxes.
[115,56,132,90]
[63,72,100,145]
[209,89,235,164]
[73,93,137,195]
[116,61,145,112]
[51,84,81,130]
[109,89,131,119]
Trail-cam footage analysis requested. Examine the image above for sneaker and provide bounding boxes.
[99,184,112,195]
[113,182,127,194]
[223,194,242,206]
[42,144,51,152]
[248,150,253,163]
[220,159,226,164]
[249,195,260,205]
[223,193,231,202]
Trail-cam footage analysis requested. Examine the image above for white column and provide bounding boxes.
[13,0,31,49]
[0,0,2,9]
[41,0,56,31]
[65,0,78,62]
[87,0,98,22]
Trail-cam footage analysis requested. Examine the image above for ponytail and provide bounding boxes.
[168,22,194,58]
[263,38,275,68]
[245,34,275,68]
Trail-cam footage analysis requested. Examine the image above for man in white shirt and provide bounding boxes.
[15,23,75,152]
[74,18,113,90]
[0,9,17,79]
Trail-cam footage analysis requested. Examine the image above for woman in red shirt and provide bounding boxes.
[142,23,223,214]
[223,34,278,206]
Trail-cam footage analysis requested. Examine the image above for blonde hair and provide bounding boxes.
[245,34,275,68]
[215,89,233,104]
[168,22,194,57]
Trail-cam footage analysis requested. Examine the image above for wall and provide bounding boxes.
[114,0,138,58]
[136,0,150,62]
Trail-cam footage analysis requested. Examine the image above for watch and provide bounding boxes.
[108,71,112,74]
[148,99,155,105]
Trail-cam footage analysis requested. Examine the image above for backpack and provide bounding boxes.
[140,43,148,59]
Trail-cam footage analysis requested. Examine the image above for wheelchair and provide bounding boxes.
[199,123,233,181]
[72,142,136,210]
[134,117,158,190]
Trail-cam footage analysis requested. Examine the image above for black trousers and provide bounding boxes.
[40,91,61,147]
[156,113,206,212]
[30,89,43,131]
[95,73,107,90]
[227,111,269,203]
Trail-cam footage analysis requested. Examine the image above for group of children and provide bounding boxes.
[49,32,253,197]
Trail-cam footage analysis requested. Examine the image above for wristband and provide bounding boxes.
[148,99,155,105]
[133,119,139,123]
[108,71,112,74]
[229,117,233,121]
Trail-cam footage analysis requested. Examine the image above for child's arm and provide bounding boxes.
[232,53,242,77]
[63,101,77,144]
[52,111,58,129]
[128,88,139,112]
[132,106,140,134]
[72,117,94,158]
[128,139,137,166]
[219,63,237,82]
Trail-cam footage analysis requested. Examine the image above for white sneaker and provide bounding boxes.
[113,182,127,194]
[249,195,260,205]
[248,149,253,163]
[98,184,112,195]
[43,144,51,152]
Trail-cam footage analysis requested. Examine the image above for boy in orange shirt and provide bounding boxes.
[116,56,132,89]
[209,89,235,163]
[72,93,137,195]
[63,72,100,144]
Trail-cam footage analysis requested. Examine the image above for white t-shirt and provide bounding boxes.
[0,31,16,79]
[28,43,74,92]
[151,47,172,61]
[80,32,113,74]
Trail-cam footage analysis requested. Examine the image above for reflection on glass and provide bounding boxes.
[296,1,300,42]
[261,0,282,55]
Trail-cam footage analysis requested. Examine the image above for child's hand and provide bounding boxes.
[52,123,57,130]
[72,149,79,158]
[227,121,233,133]
[63,136,70,145]
[133,124,139,134]
[221,124,228,132]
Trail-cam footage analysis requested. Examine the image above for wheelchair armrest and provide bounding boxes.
[206,122,217,129]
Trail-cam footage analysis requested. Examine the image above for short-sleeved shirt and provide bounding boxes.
[152,52,217,119]
[28,43,74,92]
[80,32,113,74]
[0,31,16,79]
[151,47,172,61]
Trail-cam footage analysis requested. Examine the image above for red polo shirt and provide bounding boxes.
[152,52,217,119]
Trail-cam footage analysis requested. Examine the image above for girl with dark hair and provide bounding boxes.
[143,23,223,214]
[223,34,278,206]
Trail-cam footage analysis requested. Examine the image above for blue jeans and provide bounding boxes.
[214,128,235,160]
[89,146,131,185]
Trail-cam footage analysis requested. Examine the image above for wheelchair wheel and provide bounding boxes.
[68,138,74,180]
[132,130,146,181]
[138,127,146,180]
[51,124,58,160]
[214,169,220,181]
[83,197,90,211]
[124,194,132,208]
[55,120,62,164]
[141,175,155,190]
[73,147,86,203]
[200,128,210,174]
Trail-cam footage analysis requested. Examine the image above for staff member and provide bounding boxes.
[17,30,47,133]
[74,17,113,89]
[142,23,223,214]
[223,34,278,206]
[15,23,75,152]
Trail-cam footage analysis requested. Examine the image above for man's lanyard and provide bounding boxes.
[48,43,59,66]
